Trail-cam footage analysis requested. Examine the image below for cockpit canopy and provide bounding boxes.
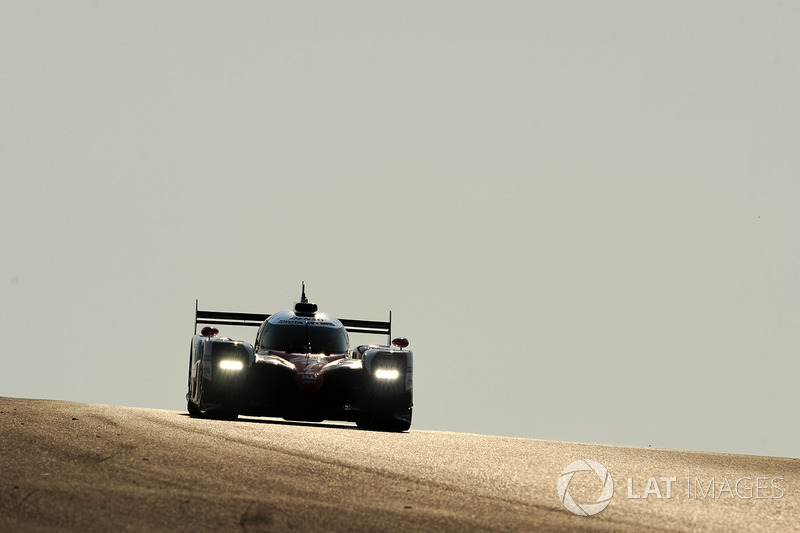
[254,309,349,355]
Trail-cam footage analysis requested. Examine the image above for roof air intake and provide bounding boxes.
[294,282,318,316]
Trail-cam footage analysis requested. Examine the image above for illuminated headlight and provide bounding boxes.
[219,360,244,371]
[375,369,400,380]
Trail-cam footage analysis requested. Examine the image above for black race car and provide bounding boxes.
[186,287,413,431]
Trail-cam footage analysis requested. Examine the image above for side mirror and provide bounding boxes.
[201,326,219,338]
[391,337,409,349]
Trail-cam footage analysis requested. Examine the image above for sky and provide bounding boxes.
[2,1,799,459]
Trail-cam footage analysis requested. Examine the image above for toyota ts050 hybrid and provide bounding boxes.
[186,287,413,431]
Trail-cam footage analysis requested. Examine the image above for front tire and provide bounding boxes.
[357,408,412,432]
[189,364,239,420]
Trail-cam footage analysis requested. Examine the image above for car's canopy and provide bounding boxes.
[255,310,349,355]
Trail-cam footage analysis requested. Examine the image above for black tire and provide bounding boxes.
[357,409,412,432]
[190,365,238,420]
[189,404,237,420]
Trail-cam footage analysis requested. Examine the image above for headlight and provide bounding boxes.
[375,369,400,380]
[219,360,244,371]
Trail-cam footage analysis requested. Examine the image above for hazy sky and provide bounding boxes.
[2,1,798,458]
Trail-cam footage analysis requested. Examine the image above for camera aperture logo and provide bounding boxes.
[557,459,614,516]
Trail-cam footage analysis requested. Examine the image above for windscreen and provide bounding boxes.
[258,323,349,354]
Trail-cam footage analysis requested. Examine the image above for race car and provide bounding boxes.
[186,287,413,431]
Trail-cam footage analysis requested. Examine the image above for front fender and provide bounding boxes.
[363,349,413,392]
[196,336,254,381]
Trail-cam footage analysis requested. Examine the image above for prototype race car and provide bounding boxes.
[186,287,413,431]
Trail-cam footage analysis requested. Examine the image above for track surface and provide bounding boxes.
[1,397,797,532]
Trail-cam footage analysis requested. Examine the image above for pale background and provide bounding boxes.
[2,1,798,458]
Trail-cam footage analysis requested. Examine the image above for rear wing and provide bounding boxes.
[194,300,392,341]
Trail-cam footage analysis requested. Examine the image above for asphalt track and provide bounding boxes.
[1,398,797,532]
